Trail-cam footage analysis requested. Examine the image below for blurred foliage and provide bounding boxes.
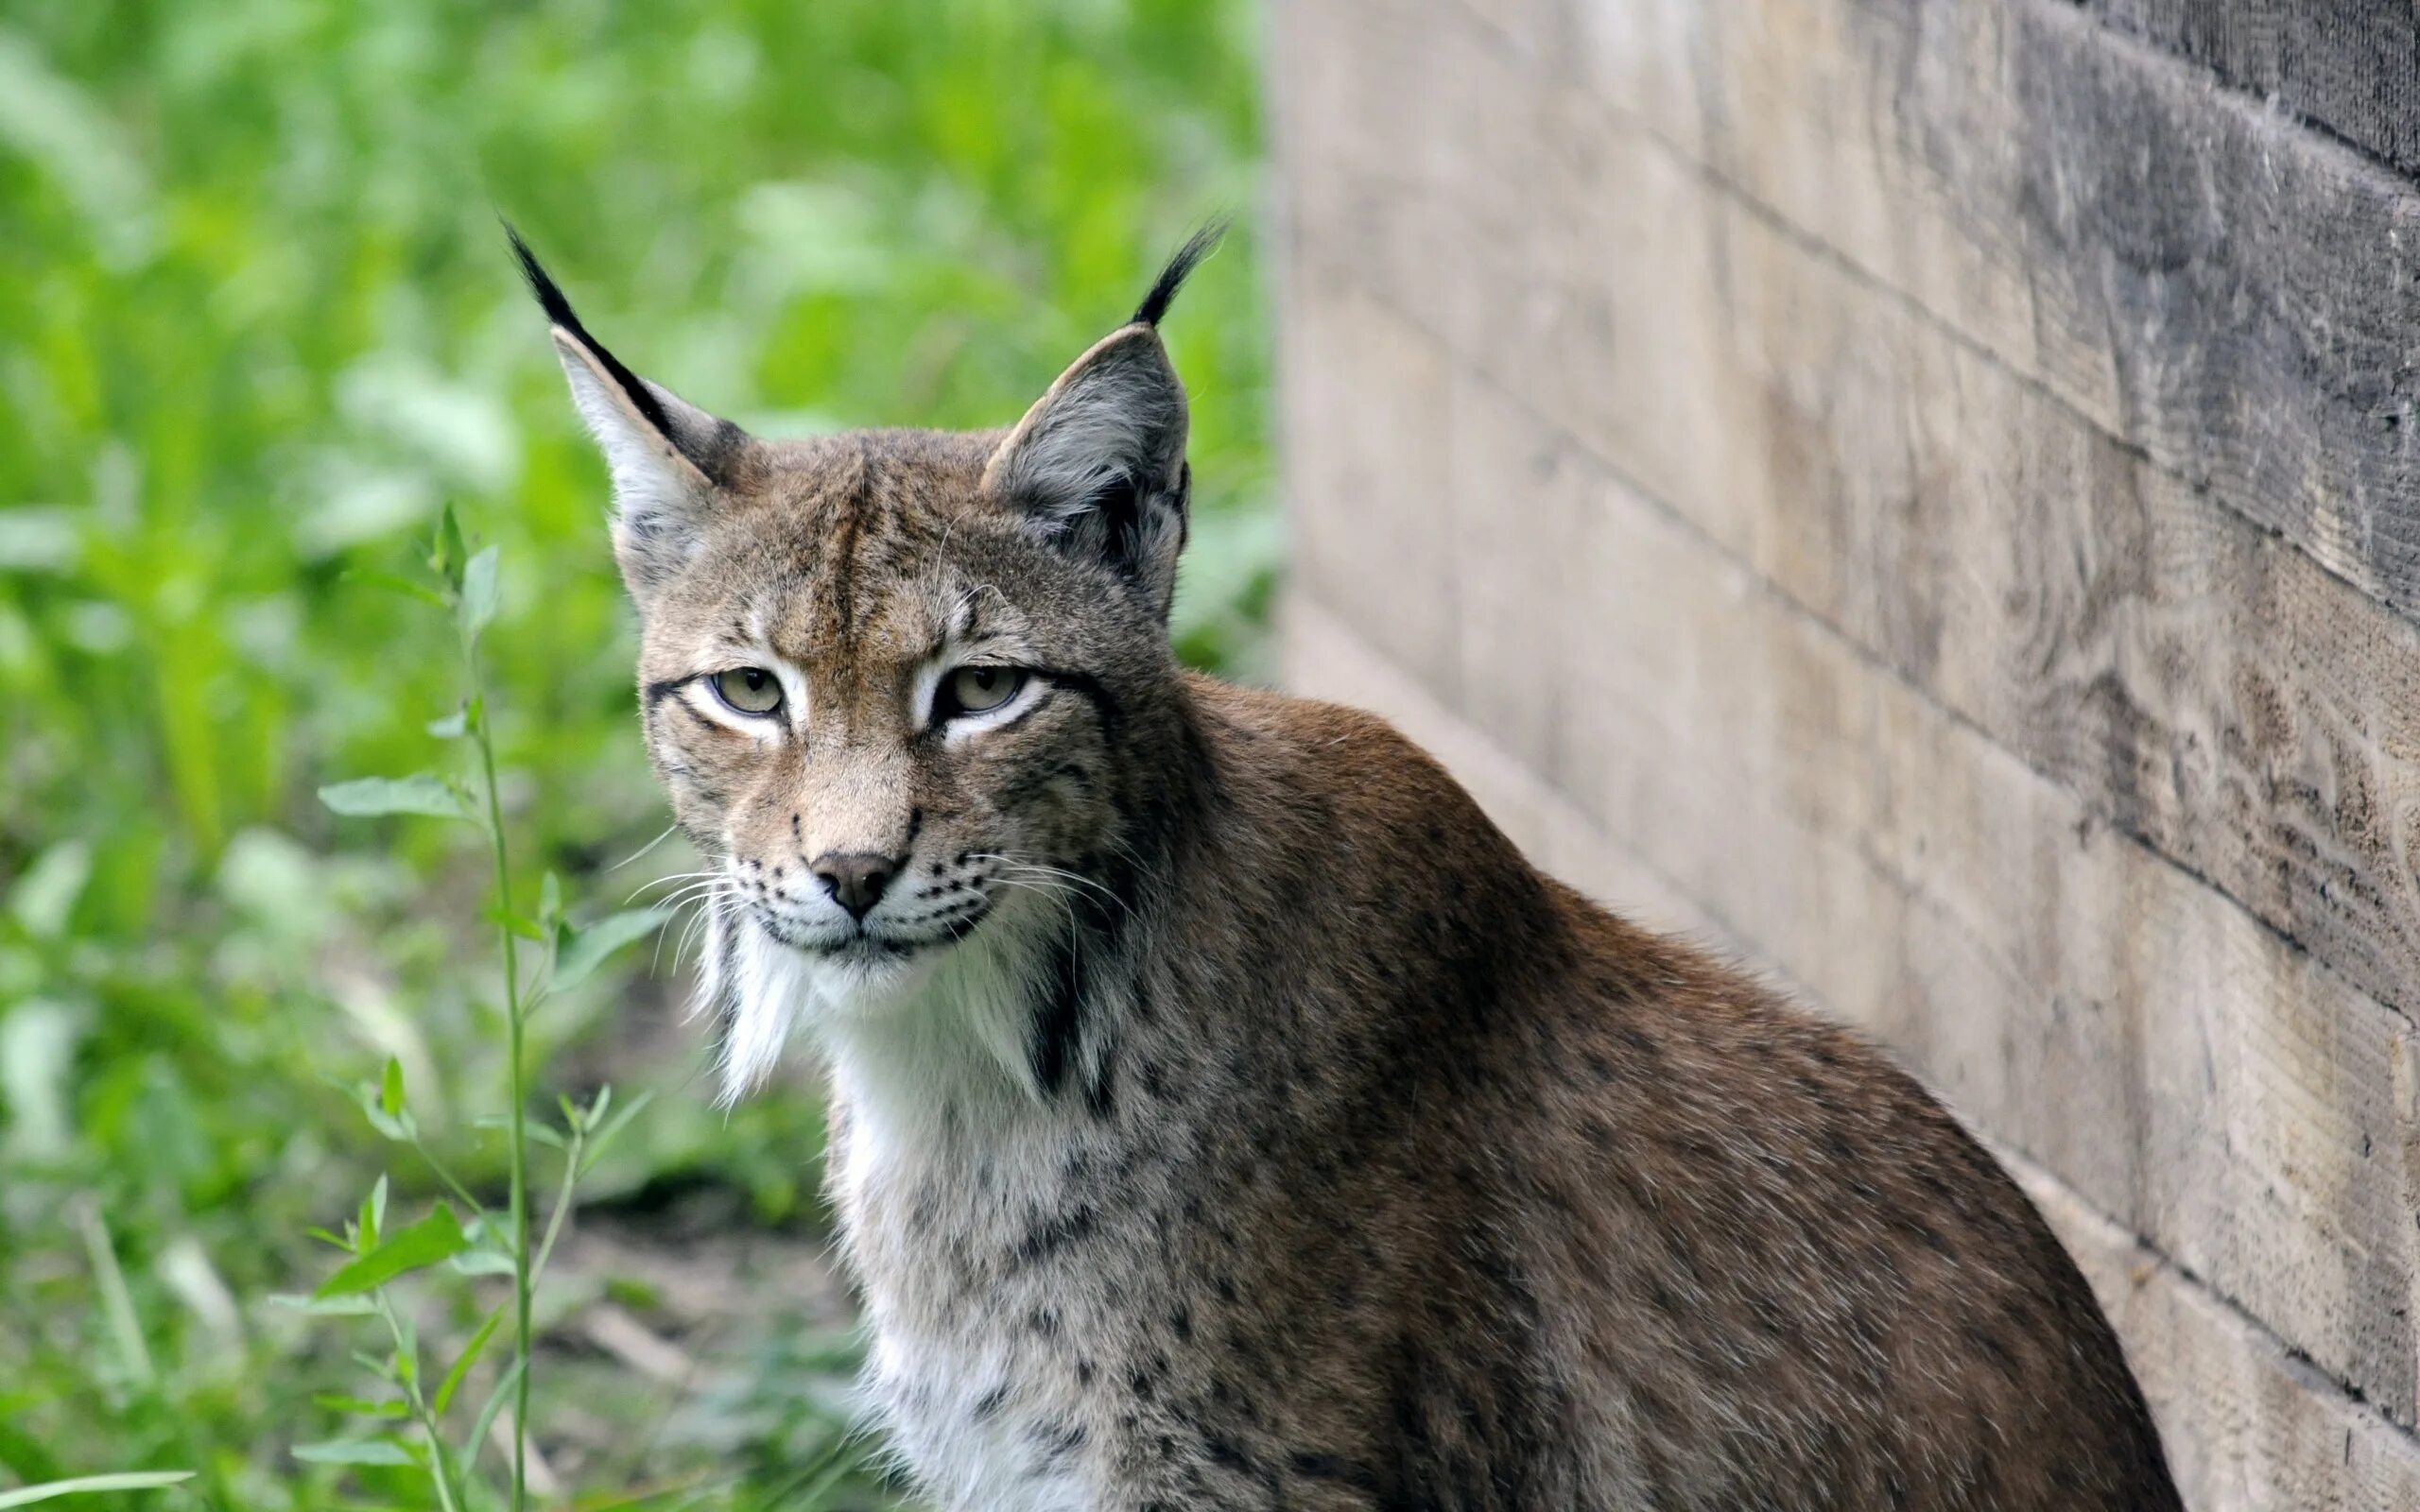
[0,0,1272,1504]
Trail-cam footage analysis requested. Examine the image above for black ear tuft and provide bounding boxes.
[1131,218,1229,328]
[509,220,758,598]
[503,221,580,334]
[501,220,680,443]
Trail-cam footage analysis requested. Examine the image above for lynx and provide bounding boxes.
[516,225,2180,1510]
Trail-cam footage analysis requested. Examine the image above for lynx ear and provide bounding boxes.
[985,326,1190,608]
[507,228,749,599]
[984,225,1222,617]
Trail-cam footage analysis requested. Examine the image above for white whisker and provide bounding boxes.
[608,824,681,872]
[970,853,1131,917]
[627,868,724,905]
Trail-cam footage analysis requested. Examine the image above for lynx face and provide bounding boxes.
[517,229,1217,1098]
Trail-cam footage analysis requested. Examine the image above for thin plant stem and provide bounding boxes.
[72,1197,234,1512]
[528,1126,586,1289]
[70,1197,154,1385]
[468,640,532,1512]
[374,1292,466,1512]
[408,1134,493,1225]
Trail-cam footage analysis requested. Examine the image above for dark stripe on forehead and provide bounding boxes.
[863,529,923,593]
[828,436,872,636]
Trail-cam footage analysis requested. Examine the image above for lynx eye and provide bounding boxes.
[936,665,1028,722]
[708,666,785,716]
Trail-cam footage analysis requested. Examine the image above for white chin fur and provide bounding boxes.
[699,893,1061,1108]
[704,916,816,1105]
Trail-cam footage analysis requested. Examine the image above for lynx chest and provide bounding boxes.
[830,1095,1178,1512]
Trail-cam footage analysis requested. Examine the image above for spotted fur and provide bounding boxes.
[524,230,2181,1510]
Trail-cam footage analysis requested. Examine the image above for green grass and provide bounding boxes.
[0,2,1273,1504]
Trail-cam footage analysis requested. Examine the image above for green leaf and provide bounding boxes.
[475,1113,564,1149]
[357,1175,388,1252]
[314,1204,468,1298]
[0,1473,195,1507]
[458,544,499,641]
[580,1089,655,1175]
[379,1058,405,1119]
[433,504,469,591]
[539,870,562,930]
[450,1247,516,1278]
[342,566,449,610]
[318,775,476,823]
[292,1439,417,1467]
[431,1306,507,1417]
[347,1075,418,1142]
[392,1311,420,1387]
[461,1357,524,1467]
[550,906,674,991]
[313,1394,408,1418]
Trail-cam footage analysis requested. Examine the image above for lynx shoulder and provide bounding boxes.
[518,225,2180,1511]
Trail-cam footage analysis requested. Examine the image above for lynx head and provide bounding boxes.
[517,226,1221,1102]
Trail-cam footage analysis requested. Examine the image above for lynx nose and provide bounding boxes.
[810,851,899,919]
